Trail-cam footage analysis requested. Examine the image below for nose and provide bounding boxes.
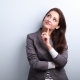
[48,17,52,22]
[47,18,52,23]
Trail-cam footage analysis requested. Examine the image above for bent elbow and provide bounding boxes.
[59,59,68,68]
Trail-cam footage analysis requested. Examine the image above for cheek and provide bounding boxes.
[43,17,48,22]
[42,19,46,25]
[51,23,58,29]
[42,21,45,26]
[52,22,58,27]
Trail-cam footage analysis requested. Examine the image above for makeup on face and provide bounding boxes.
[42,11,59,32]
[45,21,51,26]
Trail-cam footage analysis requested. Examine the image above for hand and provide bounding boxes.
[41,28,50,46]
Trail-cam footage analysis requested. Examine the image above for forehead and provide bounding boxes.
[48,11,59,19]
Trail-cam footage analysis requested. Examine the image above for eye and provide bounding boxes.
[46,14,51,17]
[53,19,57,22]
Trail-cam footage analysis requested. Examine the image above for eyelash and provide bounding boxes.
[47,14,50,17]
[53,19,57,22]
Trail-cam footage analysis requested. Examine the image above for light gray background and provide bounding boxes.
[0,0,80,80]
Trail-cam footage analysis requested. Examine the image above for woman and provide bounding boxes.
[26,8,68,80]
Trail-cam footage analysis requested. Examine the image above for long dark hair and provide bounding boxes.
[43,8,67,54]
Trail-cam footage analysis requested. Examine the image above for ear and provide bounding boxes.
[56,25,60,29]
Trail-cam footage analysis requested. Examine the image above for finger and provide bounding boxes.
[42,32,47,34]
[47,28,49,34]
[41,35,45,41]
[41,34,47,39]
[42,32,47,35]
[41,34,46,38]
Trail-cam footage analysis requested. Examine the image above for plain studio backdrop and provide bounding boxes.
[0,0,80,80]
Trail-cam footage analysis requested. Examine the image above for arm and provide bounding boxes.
[41,29,68,69]
[53,47,68,68]
[26,34,48,70]
[47,44,68,68]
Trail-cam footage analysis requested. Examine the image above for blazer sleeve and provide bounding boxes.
[26,34,48,70]
[53,46,68,68]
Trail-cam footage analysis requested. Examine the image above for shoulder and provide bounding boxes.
[27,29,39,39]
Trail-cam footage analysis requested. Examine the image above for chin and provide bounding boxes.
[43,25,51,29]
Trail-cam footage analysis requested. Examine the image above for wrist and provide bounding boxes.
[46,44,52,50]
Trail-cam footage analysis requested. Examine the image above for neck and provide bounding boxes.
[41,27,53,36]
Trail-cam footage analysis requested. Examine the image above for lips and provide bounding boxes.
[45,21,51,25]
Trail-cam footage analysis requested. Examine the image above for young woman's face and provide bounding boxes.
[42,11,60,30]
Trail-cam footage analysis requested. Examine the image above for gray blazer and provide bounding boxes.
[26,28,68,80]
